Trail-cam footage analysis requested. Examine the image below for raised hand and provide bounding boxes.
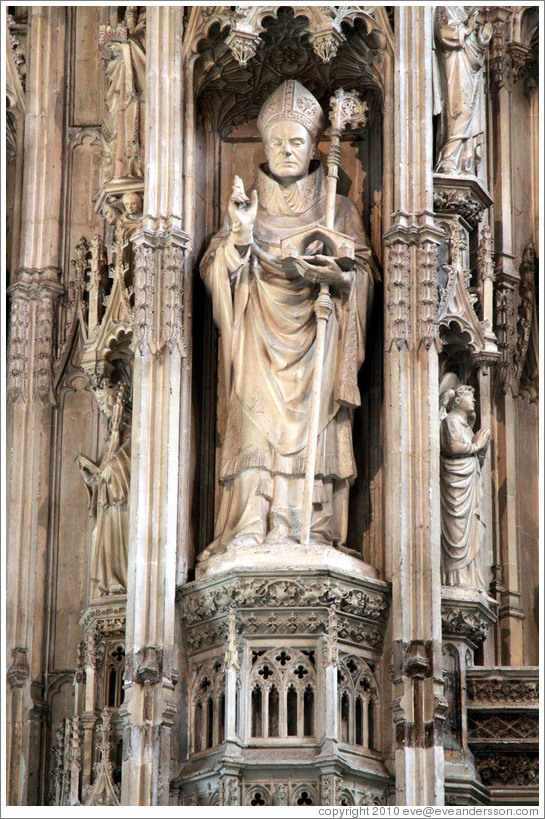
[228,176,258,246]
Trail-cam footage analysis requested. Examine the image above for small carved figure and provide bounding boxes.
[121,191,143,222]
[439,376,490,589]
[271,782,288,806]
[77,386,131,597]
[200,80,375,557]
[434,7,492,175]
[101,7,146,181]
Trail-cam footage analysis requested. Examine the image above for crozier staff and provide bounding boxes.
[200,80,376,558]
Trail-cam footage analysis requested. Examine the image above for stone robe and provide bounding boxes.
[440,410,486,589]
[434,7,489,175]
[201,163,374,551]
[87,430,131,595]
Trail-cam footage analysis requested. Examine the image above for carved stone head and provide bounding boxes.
[258,81,324,185]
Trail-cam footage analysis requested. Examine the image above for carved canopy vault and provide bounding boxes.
[185,6,389,135]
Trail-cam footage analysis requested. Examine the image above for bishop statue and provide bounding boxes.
[200,80,376,560]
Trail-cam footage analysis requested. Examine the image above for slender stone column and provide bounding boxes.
[485,8,525,665]
[384,7,446,806]
[120,7,190,805]
[6,7,67,806]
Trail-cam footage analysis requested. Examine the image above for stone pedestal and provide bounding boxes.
[175,553,391,806]
[441,586,498,806]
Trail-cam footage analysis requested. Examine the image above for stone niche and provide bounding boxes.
[190,5,387,568]
[175,555,391,806]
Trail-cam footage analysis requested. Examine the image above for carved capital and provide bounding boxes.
[8,272,64,404]
[495,282,518,393]
[7,646,30,688]
[7,13,26,91]
[417,239,440,350]
[488,16,510,91]
[441,587,497,647]
[384,239,410,351]
[132,230,189,358]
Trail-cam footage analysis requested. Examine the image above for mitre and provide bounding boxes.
[257,80,325,140]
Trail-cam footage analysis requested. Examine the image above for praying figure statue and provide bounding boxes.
[433,6,492,175]
[77,386,131,597]
[439,376,490,590]
[200,80,376,559]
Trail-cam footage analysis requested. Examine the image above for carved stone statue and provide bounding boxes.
[433,7,492,175]
[77,386,131,597]
[200,80,375,559]
[439,376,490,589]
[100,7,146,181]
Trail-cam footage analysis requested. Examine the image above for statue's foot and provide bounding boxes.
[108,583,125,595]
[198,541,227,562]
[264,525,297,545]
[230,534,261,549]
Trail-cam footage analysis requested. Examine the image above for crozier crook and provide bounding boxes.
[295,88,368,546]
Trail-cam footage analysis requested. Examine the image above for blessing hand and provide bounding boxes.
[228,176,258,246]
[294,255,354,292]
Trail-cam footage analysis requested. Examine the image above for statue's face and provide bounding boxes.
[264,120,315,185]
[103,204,118,225]
[458,390,475,413]
[123,194,142,216]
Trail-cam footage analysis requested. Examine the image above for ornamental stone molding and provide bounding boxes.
[383,212,443,351]
[181,569,390,640]
[185,6,384,64]
[131,228,190,358]
[441,586,498,647]
[7,272,64,404]
[7,647,30,689]
[475,753,539,789]
[466,668,539,706]
[433,174,493,229]
[436,220,500,368]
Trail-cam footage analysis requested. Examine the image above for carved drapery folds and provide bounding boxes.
[433,7,491,176]
[439,375,490,591]
[99,8,146,184]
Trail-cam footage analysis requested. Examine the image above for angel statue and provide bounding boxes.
[439,374,490,589]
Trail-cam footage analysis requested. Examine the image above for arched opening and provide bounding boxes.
[287,685,298,736]
[341,692,350,742]
[355,696,364,745]
[368,697,376,750]
[194,701,203,752]
[206,697,214,749]
[218,692,225,743]
[251,686,263,738]
[303,685,314,737]
[268,686,279,737]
